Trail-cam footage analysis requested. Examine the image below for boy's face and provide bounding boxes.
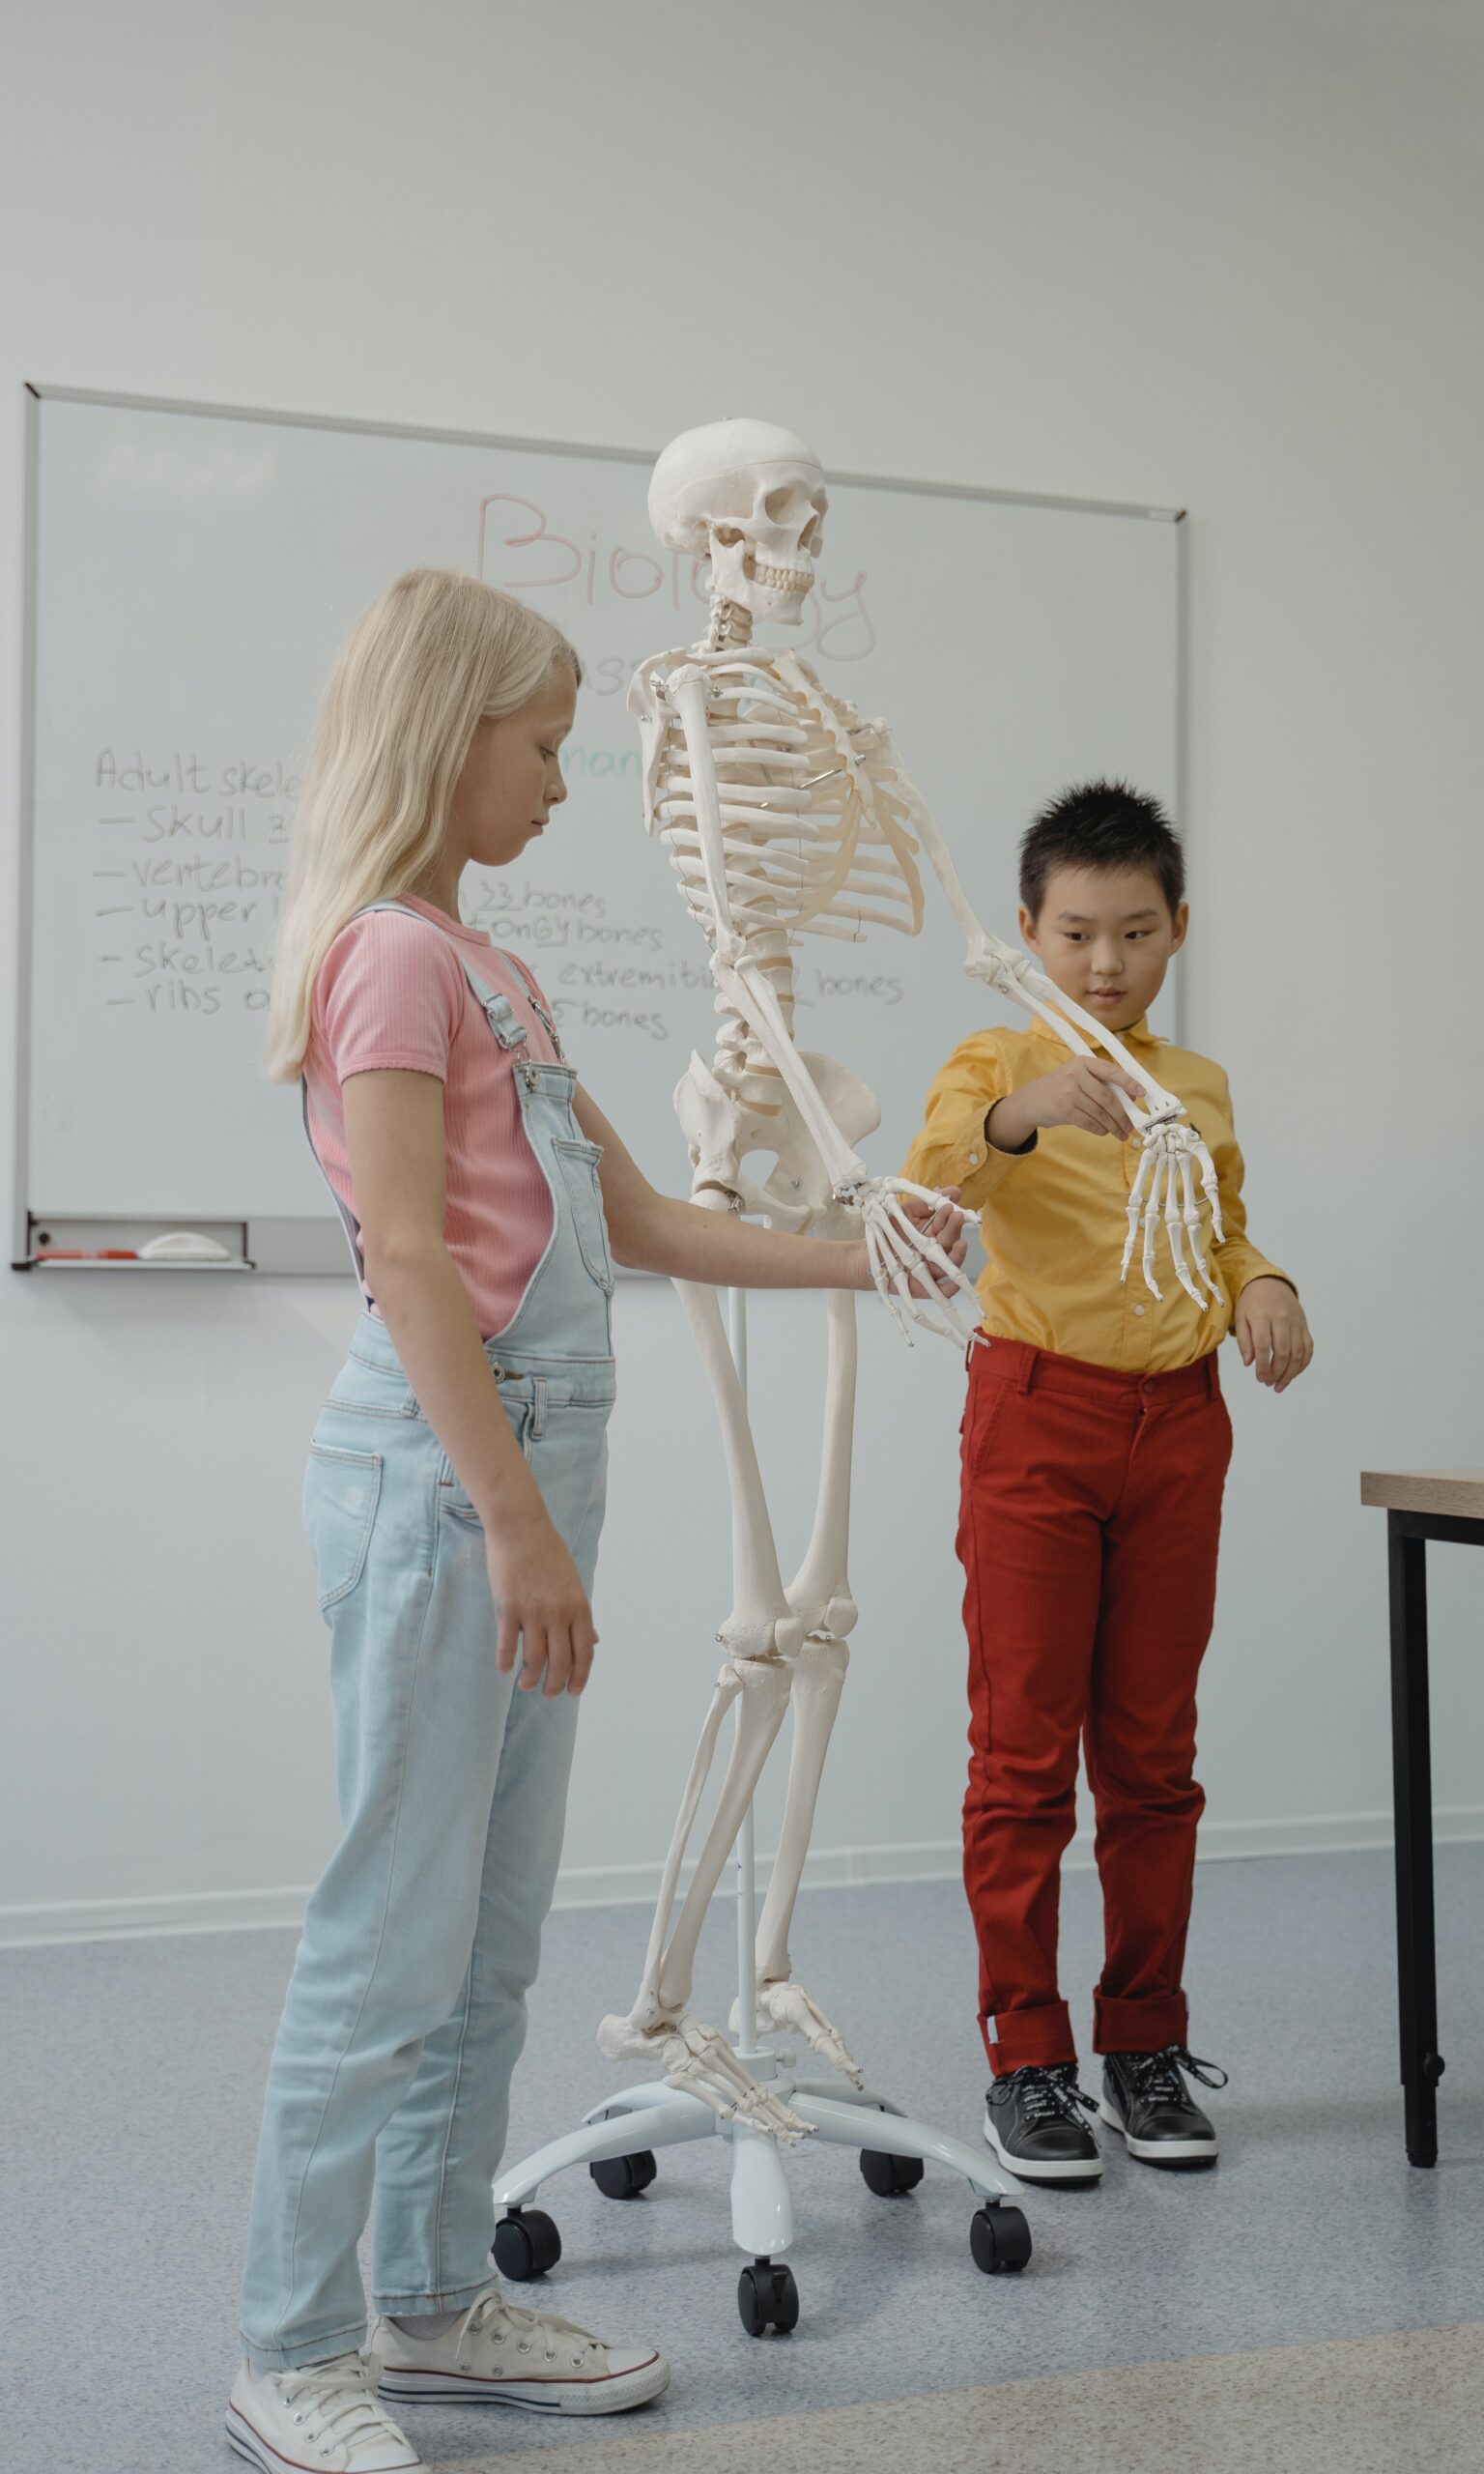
[1020,864,1186,1039]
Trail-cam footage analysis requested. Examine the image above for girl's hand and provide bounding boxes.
[897,1186,970,1299]
[842,1188,969,1300]
[484,1519,598,1697]
[1234,1278,1313,1394]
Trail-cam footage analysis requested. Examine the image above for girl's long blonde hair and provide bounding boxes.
[266,568,580,1081]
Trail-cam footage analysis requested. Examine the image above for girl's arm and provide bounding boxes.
[342,1068,596,1697]
[572,1083,966,1292]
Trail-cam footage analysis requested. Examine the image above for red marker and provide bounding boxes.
[35,1249,139,1261]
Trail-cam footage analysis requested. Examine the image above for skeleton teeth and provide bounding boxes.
[754,561,812,593]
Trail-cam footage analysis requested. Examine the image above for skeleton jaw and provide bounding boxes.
[707,528,813,625]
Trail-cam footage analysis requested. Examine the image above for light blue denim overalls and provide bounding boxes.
[240,904,616,2371]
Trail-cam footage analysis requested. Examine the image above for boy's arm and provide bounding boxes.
[900,1036,1032,1210]
[1208,1069,1295,1309]
[1208,1067,1314,1390]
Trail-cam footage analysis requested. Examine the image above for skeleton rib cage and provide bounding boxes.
[643,648,926,963]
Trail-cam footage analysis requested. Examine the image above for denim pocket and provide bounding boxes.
[552,1137,615,1294]
[304,1442,383,1609]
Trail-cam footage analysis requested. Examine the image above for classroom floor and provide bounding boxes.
[4,1847,1482,2474]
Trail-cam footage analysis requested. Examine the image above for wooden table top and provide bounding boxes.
[1361,1469,1484,1520]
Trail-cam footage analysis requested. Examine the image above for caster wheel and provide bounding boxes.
[737,2258,800,2337]
[859,2146,926,2196]
[590,2149,657,2201]
[970,2202,1032,2275]
[493,2206,561,2281]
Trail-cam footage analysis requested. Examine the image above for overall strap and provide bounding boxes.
[499,943,567,1061]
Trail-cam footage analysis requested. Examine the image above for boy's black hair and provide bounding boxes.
[1019,779,1185,921]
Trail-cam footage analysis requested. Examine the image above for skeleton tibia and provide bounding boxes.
[618,1653,793,2037]
[753,1635,851,1994]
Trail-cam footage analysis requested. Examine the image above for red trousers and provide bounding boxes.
[956,1335,1233,2075]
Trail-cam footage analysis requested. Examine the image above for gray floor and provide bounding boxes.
[4,1847,1482,2473]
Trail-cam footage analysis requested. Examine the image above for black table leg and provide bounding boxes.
[1387,1510,1443,2165]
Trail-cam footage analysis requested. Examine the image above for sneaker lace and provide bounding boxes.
[463,2283,601,2367]
[277,2352,401,2456]
[988,2061,1098,2128]
[1123,2044,1229,2107]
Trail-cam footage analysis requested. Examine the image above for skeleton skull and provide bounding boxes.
[648,418,827,626]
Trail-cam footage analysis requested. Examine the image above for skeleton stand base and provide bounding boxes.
[491,1293,1032,2332]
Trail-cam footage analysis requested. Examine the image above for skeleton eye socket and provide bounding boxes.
[762,486,801,522]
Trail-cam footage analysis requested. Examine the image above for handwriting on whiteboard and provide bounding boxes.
[477,495,875,663]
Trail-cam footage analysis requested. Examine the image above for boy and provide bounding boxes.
[901,780,1311,2184]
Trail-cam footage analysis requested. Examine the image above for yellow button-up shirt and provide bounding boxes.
[900,1014,1288,1373]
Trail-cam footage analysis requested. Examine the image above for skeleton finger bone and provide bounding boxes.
[1122,1142,1157,1287]
[843,1179,978,1344]
[1140,1151,1167,1302]
[1178,1147,1224,1301]
[1161,1138,1204,1307]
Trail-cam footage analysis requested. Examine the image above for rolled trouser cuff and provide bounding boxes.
[1093,1990,1188,2055]
[981,1999,1076,2076]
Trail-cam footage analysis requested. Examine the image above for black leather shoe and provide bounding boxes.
[1099,2046,1227,2167]
[983,2063,1102,2182]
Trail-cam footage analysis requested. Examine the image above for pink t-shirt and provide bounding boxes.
[303,896,560,1340]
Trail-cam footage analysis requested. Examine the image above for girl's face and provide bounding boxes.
[448,667,577,873]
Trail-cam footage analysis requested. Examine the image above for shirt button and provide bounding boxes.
[1133,1305,1146,1317]
[968,1149,980,1165]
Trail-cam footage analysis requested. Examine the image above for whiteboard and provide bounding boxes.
[17,388,1181,1257]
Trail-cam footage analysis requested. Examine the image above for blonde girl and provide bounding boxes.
[229,569,964,2474]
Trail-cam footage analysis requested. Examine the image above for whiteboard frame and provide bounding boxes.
[13,381,1187,1275]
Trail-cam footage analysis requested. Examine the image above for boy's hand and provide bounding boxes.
[1234,1278,1313,1394]
[988,1058,1147,1151]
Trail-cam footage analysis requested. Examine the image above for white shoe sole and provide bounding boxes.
[983,2102,1104,2182]
[377,2350,670,2417]
[226,2401,423,2469]
[1099,2094,1217,2164]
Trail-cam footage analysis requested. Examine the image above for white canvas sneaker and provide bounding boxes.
[371,2285,670,2416]
[227,2348,422,2471]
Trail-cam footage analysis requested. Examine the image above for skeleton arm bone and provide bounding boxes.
[870,732,1179,1125]
[664,665,976,1342]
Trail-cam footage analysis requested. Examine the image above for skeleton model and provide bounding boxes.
[595,420,1224,2140]
[492,421,1220,2320]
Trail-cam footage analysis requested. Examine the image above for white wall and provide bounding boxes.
[4,0,1483,1943]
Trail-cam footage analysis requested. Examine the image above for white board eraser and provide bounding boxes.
[137,1231,234,1261]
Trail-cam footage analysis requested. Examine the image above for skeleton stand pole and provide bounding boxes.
[729,1283,762,2066]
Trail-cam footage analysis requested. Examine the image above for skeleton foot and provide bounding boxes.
[730,1977,866,2087]
[597,2009,813,2141]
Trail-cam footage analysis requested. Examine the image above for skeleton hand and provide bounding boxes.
[838,1176,978,1344]
[1122,1118,1226,1307]
[732,1979,866,2087]
[597,2009,813,2142]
